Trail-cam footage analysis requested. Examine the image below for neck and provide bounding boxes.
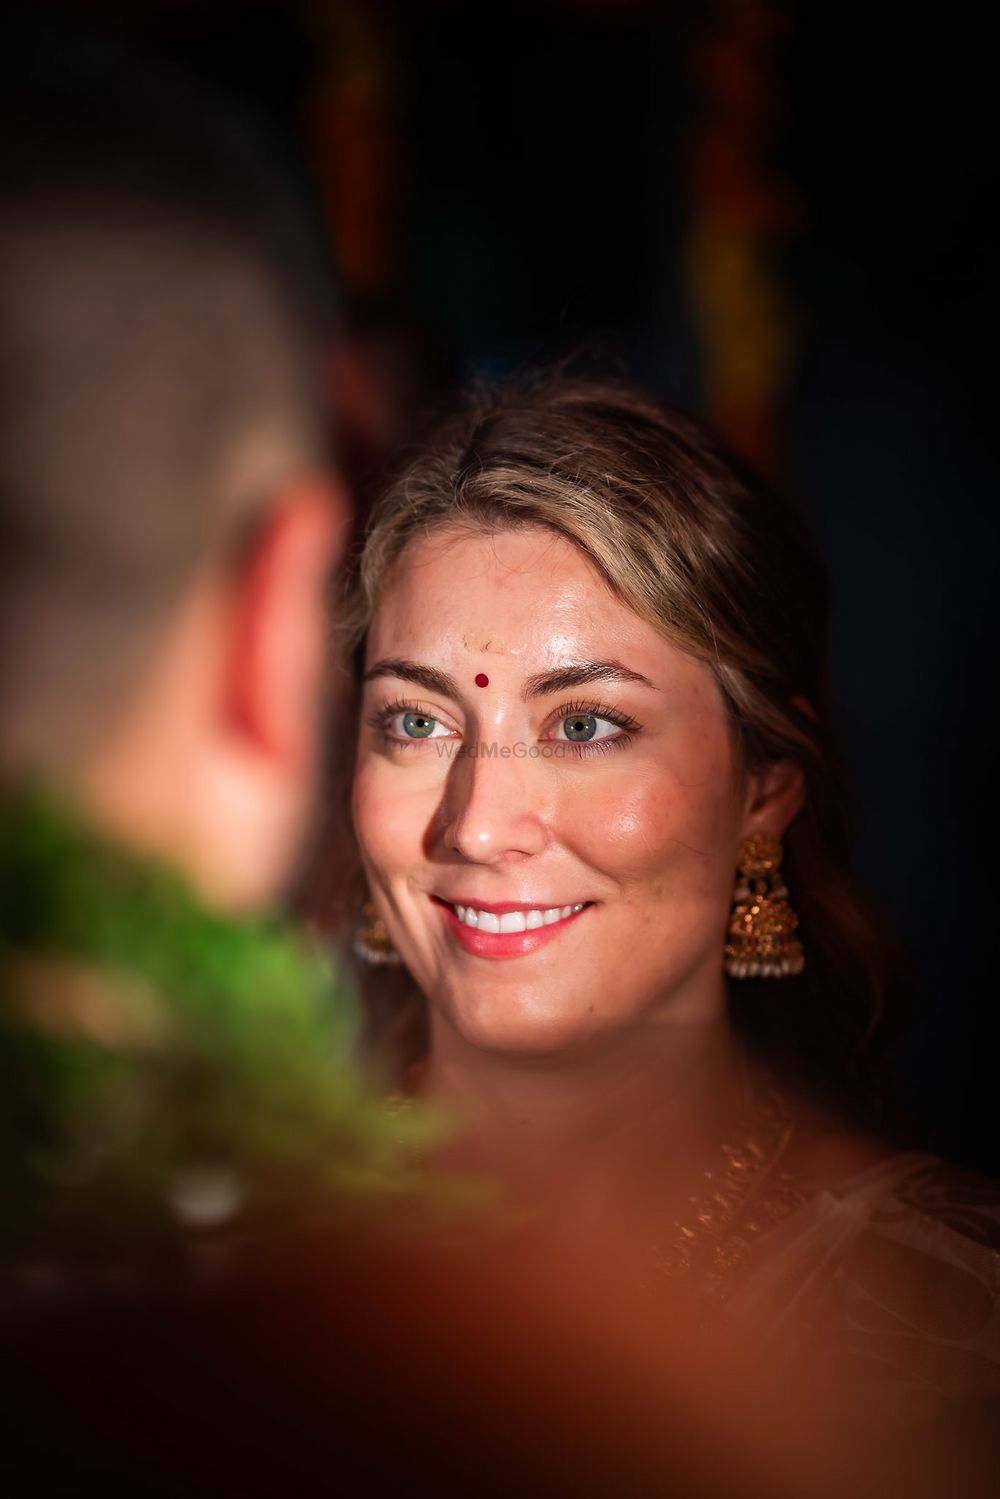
[422,1001,756,1229]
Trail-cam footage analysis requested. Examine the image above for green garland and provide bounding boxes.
[0,788,450,1267]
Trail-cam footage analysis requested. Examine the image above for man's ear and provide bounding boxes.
[740,757,807,841]
[222,477,348,770]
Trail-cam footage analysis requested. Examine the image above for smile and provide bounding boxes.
[432,897,592,960]
[454,901,587,932]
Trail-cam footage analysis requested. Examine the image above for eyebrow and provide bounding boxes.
[361,657,656,699]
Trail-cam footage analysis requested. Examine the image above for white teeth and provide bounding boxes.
[448,901,588,931]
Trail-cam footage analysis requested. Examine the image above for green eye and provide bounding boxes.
[402,711,436,738]
[563,714,598,741]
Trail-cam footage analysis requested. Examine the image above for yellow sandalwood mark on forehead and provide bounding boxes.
[460,633,532,657]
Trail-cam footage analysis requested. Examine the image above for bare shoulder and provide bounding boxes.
[783,1100,1000,1253]
[778,1097,908,1197]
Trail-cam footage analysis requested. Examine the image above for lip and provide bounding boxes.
[431,895,592,960]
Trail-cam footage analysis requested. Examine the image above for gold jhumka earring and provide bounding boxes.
[724,832,804,979]
[353,899,403,966]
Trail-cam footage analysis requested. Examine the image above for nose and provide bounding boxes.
[440,741,549,863]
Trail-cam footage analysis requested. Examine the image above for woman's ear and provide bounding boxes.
[740,757,806,841]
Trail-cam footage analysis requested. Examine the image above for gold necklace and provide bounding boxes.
[647,1076,810,1312]
[387,1059,813,1311]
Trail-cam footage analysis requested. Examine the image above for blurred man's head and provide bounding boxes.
[0,52,347,909]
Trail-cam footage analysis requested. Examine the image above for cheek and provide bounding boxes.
[351,758,428,879]
[574,754,739,898]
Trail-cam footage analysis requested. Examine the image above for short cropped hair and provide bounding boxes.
[0,46,335,773]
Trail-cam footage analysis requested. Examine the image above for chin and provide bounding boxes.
[443,990,606,1059]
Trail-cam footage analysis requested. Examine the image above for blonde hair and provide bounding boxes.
[335,374,907,1129]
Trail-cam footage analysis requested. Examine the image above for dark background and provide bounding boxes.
[12,0,998,1171]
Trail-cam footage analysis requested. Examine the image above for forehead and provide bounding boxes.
[369,525,630,652]
[366,524,708,694]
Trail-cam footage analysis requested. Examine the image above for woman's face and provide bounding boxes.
[352,525,753,1057]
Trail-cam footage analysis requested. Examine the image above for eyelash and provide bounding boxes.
[364,697,446,752]
[365,696,642,757]
[546,699,639,756]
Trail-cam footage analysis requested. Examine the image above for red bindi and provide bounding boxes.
[474,672,489,688]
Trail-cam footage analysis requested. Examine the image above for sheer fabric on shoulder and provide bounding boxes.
[725,1150,1000,1427]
